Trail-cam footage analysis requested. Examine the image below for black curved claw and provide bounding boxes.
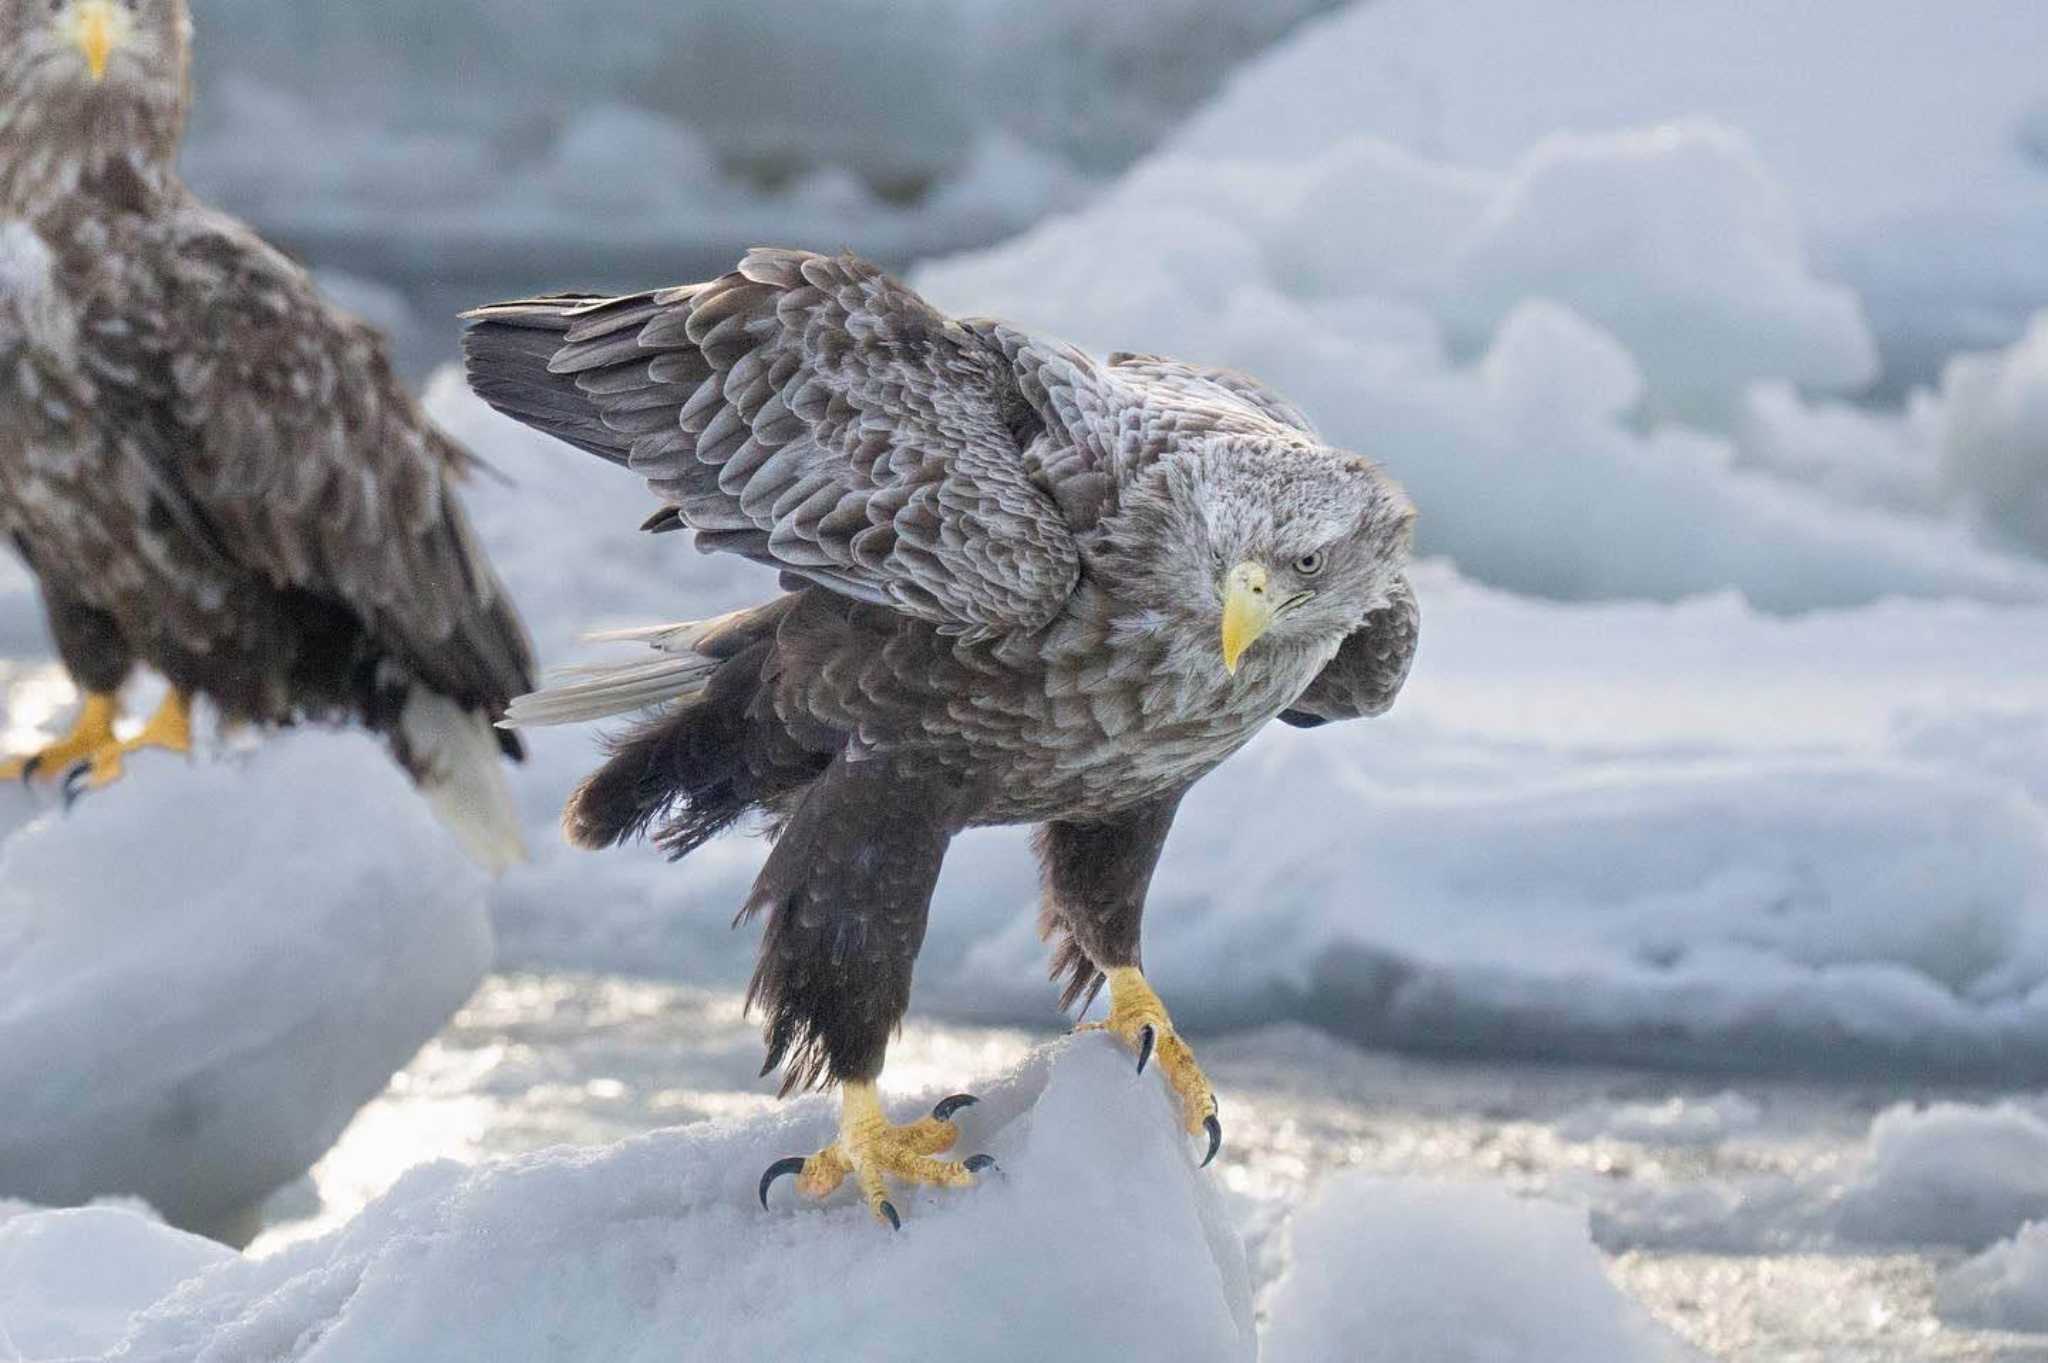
[60,763,89,810]
[758,1156,808,1210]
[963,1153,1001,1176]
[932,1094,979,1122]
[1202,1114,1223,1169]
[878,1199,901,1231]
[1135,1024,1155,1075]
[19,754,43,785]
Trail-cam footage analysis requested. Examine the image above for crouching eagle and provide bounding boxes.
[466,249,1420,1225]
[0,0,533,869]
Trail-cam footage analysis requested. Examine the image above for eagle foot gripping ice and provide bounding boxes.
[1080,966,1224,1167]
[759,1087,998,1229]
[1,690,192,799]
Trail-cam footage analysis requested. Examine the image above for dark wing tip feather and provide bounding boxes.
[462,307,633,465]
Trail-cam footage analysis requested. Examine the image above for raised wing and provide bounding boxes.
[1280,576,1420,728]
[466,249,1113,639]
[80,203,533,714]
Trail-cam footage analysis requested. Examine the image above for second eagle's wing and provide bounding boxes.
[465,249,1116,639]
[78,204,534,718]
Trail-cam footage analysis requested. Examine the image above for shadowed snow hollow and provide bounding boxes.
[0,732,491,1240]
[43,1038,1255,1363]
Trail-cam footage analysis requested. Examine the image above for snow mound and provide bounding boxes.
[1441,121,1876,421]
[915,137,2048,608]
[87,1037,1253,1362]
[1261,1176,1697,1363]
[0,1204,232,1360]
[1836,1103,2048,1251]
[1939,1222,2048,1332]
[0,731,491,1240]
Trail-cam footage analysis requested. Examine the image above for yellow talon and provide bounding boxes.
[0,692,121,782]
[1081,966,1223,1164]
[759,1083,995,1229]
[0,690,194,791]
[78,689,193,791]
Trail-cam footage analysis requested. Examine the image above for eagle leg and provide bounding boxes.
[1081,967,1223,1167]
[758,1085,997,1229]
[58,689,193,797]
[0,692,122,783]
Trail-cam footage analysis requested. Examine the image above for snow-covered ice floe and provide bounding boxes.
[0,1038,1258,1363]
[0,731,490,1240]
[1262,1177,1701,1363]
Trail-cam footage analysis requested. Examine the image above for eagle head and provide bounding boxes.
[1,0,192,207]
[1124,435,1416,680]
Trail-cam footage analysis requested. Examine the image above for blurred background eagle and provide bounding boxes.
[0,0,533,869]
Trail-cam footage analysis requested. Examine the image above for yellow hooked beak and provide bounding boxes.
[1220,561,1276,677]
[72,0,119,82]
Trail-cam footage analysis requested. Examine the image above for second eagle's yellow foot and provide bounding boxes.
[60,691,194,800]
[759,1086,997,1229]
[0,692,121,784]
[1082,966,1224,1167]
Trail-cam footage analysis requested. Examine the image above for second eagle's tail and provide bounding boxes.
[396,687,529,875]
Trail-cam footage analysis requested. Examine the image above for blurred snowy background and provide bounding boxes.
[5,0,2048,1359]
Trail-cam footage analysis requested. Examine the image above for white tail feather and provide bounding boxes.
[501,614,734,729]
[402,689,528,875]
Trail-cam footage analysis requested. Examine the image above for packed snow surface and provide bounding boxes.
[0,732,491,1238]
[11,1038,1258,1363]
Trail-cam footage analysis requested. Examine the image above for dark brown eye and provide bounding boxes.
[1295,551,1326,578]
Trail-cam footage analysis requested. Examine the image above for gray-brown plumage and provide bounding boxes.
[0,0,533,867]
[466,247,1418,1219]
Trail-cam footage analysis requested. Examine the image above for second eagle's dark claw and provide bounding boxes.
[60,763,89,809]
[932,1094,979,1122]
[1135,1024,1155,1074]
[758,1156,807,1210]
[1202,1114,1223,1168]
[963,1153,1001,1175]
[878,1199,901,1231]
